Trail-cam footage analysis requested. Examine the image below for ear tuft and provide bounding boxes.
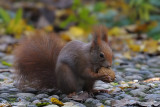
[92,25,108,44]
[91,25,102,47]
[101,25,108,42]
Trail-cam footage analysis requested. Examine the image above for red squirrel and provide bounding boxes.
[14,26,113,94]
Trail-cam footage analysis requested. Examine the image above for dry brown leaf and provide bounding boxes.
[143,77,160,83]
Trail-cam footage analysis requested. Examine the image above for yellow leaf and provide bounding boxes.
[143,40,158,53]
[128,44,141,52]
[50,98,64,106]
[60,33,72,41]
[123,51,132,59]
[100,105,104,107]
[108,27,126,36]
[44,25,53,32]
[25,25,34,31]
[108,27,121,36]
[7,19,26,38]
[69,26,84,37]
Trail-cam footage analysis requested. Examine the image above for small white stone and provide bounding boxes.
[17,102,27,107]
[44,105,58,107]
[148,83,155,87]
[133,80,139,82]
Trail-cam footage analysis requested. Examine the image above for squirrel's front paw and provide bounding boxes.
[97,73,112,82]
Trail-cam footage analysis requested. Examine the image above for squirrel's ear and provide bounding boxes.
[91,28,101,48]
[101,26,108,43]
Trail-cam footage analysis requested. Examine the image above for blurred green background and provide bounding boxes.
[0,0,159,56]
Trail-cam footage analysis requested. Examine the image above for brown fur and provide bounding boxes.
[14,33,64,89]
[14,26,113,94]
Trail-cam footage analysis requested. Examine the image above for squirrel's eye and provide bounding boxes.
[100,52,104,58]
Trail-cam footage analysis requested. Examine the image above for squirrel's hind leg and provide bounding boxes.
[83,80,95,92]
[56,63,77,94]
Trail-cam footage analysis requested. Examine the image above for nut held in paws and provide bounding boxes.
[98,67,115,82]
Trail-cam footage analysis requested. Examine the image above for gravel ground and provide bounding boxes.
[0,36,160,107]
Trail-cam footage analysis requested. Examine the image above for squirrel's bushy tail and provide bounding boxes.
[14,33,64,90]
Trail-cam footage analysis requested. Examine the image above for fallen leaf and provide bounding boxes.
[69,26,85,37]
[51,98,64,106]
[1,61,12,67]
[123,51,132,59]
[128,44,141,52]
[143,77,160,83]
[143,39,158,53]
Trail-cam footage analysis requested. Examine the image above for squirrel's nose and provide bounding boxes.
[102,61,111,68]
[106,65,111,68]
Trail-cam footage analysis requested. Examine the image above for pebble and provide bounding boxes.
[125,75,143,80]
[0,52,5,58]
[2,55,14,63]
[36,94,49,99]
[32,100,41,104]
[130,89,146,97]
[44,105,59,107]
[154,73,160,77]
[62,96,71,102]
[17,93,35,99]
[9,88,19,92]
[0,93,10,98]
[42,98,50,102]
[49,95,59,99]
[94,86,105,90]
[74,103,86,107]
[85,98,100,104]
[0,98,7,103]
[27,105,37,107]
[149,68,160,73]
[104,100,111,105]
[0,44,7,51]
[153,90,160,94]
[101,84,113,89]
[17,101,30,107]
[0,36,17,44]
[138,85,149,91]
[145,94,160,101]
[96,103,104,107]
[124,68,139,73]
[95,94,108,100]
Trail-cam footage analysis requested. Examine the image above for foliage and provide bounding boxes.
[148,22,160,40]
[129,0,157,21]
[0,0,159,54]
[59,0,97,30]
[94,2,107,12]
[0,8,11,24]
[0,8,33,38]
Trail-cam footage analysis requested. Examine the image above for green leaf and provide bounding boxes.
[0,8,11,23]
[1,61,12,67]
[148,22,160,40]
[94,2,107,12]
[14,8,23,24]
[111,82,119,86]
[36,102,50,107]
[79,8,90,20]
[59,15,76,28]
[72,0,81,10]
